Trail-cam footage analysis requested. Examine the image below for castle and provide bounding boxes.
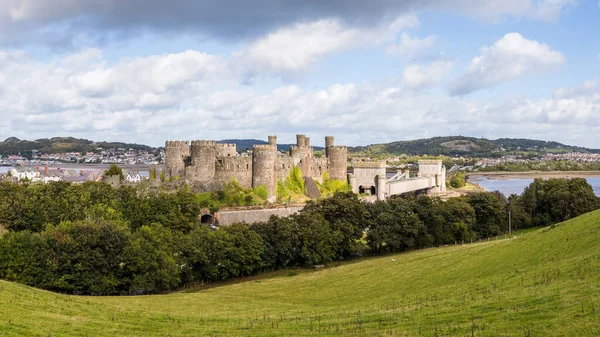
[165,135,348,202]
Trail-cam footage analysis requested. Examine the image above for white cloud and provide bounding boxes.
[1,45,598,148]
[240,15,417,73]
[387,33,437,60]
[449,32,565,95]
[403,60,454,89]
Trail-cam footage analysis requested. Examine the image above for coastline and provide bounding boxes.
[466,171,600,181]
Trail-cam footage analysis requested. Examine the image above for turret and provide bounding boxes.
[252,144,277,202]
[327,146,348,181]
[165,140,189,178]
[296,134,306,148]
[325,136,334,157]
[268,135,277,146]
[190,140,216,183]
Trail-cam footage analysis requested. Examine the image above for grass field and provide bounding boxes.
[2,211,600,336]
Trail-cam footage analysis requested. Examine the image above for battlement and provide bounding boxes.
[253,144,276,151]
[352,160,387,168]
[191,140,217,146]
[165,140,190,147]
[418,159,443,165]
[216,143,236,148]
[329,146,347,150]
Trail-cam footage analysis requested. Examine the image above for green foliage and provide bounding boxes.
[317,171,350,197]
[449,171,466,188]
[253,184,269,201]
[104,164,124,181]
[159,171,165,182]
[0,177,598,296]
[149,168,156,180]
[276,180,290,201]
[467,192,507,238]
[286,166,305,194]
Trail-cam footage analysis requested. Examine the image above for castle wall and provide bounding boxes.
[252,144,277,202]
[276,156,294,182]
[311,157,328,182]
[215,156,252,187]
[216,206,304,226]
[327,146,348,181]
[216,143,237,157]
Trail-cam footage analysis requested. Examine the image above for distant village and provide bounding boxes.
[0,147,162,166]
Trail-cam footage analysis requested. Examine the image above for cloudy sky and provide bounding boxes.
[0,0,599,147]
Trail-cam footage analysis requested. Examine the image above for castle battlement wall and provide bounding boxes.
[216,143,237,157]
[191,140,217,146]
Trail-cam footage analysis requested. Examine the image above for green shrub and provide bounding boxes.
[253,184,269,201]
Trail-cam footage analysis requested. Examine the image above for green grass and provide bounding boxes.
[2,211,600,336]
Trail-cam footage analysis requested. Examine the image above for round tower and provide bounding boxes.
[190,140,216,183]
[328,146,348,181]
[268,135,277,146]
[325,136,334,157]
[252,144,277,202]
[165,141,188,178]
[296,134,306,148]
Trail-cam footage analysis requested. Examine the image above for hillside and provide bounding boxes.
[350,136,600,157]
[0,137,155,156]
[1,210,599,336]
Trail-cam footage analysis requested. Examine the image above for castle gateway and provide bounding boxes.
[165,135,348,202]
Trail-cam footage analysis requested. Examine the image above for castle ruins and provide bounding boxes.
[165,135,348,202]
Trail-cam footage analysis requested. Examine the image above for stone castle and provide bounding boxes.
[165,135,348,202]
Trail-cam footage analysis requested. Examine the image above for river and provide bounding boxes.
[469,176,600,197]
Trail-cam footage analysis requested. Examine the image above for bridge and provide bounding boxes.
[348,160,446,201]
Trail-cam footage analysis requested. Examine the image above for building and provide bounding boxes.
[164,135,348,202]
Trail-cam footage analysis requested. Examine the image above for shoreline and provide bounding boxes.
[467,171,600,181]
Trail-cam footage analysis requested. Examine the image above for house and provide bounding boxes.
[125,172,142,183]
[10,168,40,181]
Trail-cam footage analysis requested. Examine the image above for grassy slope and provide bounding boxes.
[1,212,600,336]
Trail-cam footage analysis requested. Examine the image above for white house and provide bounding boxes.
[10,168,40,181]
[125,172,142,183]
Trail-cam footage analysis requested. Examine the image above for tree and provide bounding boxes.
[449,171,466,188]
[467,192,507,238]
[104,164,124,181]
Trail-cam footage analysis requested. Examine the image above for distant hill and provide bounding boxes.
[218,139,325,152]
[0,137,156,156]
[349,136,600,157]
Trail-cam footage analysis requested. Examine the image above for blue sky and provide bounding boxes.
[0,0,598,148]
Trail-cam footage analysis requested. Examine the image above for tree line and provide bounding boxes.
[0,178,598,295]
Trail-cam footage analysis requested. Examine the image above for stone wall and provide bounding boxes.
[215,156,253,187]
[216,206,304,226]
[216,143,237,158]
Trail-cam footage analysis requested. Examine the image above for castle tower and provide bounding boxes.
[252,144,277,203]
[304,137,310,147]
[296,134,306,148]
[190,141,216,183]
[327,145,348,181]
[325,136,334,157]
[165,141,189,178]
[268,135,277,146]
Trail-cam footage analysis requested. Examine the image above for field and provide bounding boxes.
[1,211,600,336]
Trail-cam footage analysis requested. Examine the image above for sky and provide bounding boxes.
[0,0,599,148]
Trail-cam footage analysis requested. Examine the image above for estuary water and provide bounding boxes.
[470,176,600,197]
